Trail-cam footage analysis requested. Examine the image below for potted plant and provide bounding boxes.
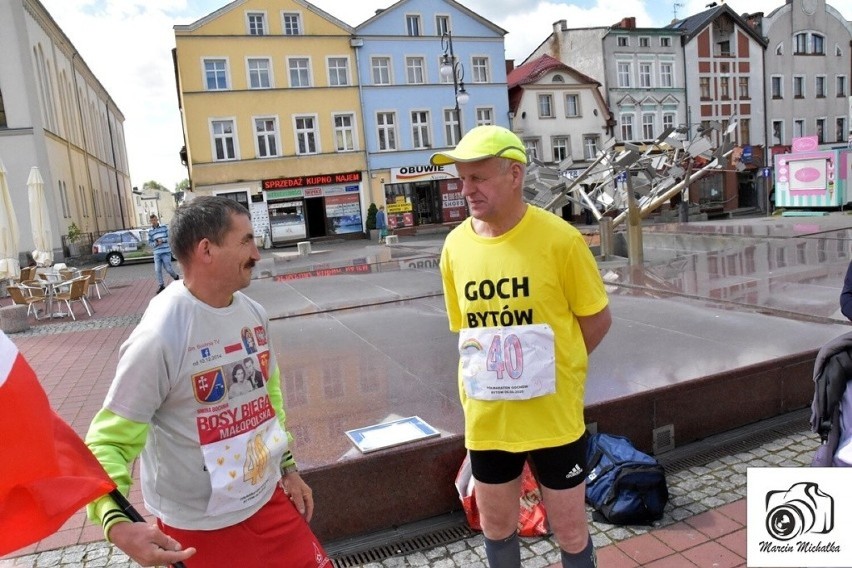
[66,222,82,257]
[365,203,378,241]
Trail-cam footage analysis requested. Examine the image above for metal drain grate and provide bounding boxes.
[657,408,811,473]
[331,524,475,567]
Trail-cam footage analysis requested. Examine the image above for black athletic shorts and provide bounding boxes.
[469,434,588,490]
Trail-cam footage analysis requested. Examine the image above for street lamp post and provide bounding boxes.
[440,31,469,143]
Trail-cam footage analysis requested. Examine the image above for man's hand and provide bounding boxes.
[281,472,315,521]
[108,521,196,567]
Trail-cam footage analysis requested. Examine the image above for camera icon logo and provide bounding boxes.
[765,482,834,541]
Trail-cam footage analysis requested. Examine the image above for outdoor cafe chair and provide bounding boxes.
[91,264,111,299]
[7,285,46,320]
[52,276,92,320]
[79,268,97,299]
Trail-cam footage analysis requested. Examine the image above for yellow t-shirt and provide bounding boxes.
[440,205,609,452]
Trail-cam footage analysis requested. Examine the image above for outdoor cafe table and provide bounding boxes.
[34,268,79,318]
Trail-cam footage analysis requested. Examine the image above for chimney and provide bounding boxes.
[612,17,636,29]
[553,19,566,34]
[505,59,515,74]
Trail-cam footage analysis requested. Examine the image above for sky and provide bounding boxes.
[40,0,796,190]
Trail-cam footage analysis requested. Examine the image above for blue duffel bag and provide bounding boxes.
[584,432,669,525]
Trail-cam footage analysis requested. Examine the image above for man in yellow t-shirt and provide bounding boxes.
[432,125,611,568]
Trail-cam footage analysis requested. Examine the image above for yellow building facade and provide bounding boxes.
[174,0,370,244]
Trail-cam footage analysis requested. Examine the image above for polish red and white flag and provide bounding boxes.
[0,332,115,556]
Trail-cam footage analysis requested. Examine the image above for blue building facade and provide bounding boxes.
[354,0,509,228]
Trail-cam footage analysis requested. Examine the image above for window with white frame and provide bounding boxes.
[660,37,671,47]
[700,76,711,98]
[583,135,599,160]
[793,76,805,98]
[816,118,826,143]
[371,57,391,85]
[247,58,271,89]
[837,76,847,97]
[333,113,356,151]
[617,62,631,88]
[443,109,460,146]
[720,76,729,99]
[772,120,784,144]
[642,113,655,140]
[816,76,826,97]
[565,94,579,117]
[247,12,266,35]
[662,113,675,131]
[472,57,489,83]
[288,58,310,87]
[795,32,825,54]
[524,139,539,160]
[475,107,493,126]
[212,120,236,160]
[794,119,805,138]
[411,110,430,148]
[376,112,397,151]
[254,117,279,157]
[639,37,650,47]
[204,59,228,90]
[406,57,425,84]
[660,62,673,88]
[836,117,847,143]
[771,76,783,98]
[328,57,349,86]
[552,137,569,162]
[282,12,301,35]
[620,114,634,141]
[738,77,749,99]
[406,14,421,36]
[617,36,628,47]
[794,33,807,54]
[538,94,553,118]
[813,34,825,54]
[436,15,450,36]
[639,62,652,88]
[776,43,783,55]
[294,116,317,154]
[740,118,750,144]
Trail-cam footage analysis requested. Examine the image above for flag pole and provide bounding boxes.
[109,489,187,568]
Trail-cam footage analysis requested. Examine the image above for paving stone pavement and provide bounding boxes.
[0,425,818,567]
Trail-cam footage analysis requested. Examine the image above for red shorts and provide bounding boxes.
[158,486,330,568]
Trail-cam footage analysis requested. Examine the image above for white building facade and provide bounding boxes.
[0,0,134,262]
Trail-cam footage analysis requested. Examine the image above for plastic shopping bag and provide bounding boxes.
[454,453,549,537]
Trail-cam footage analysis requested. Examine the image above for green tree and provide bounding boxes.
[175,178,190,193]
[365,203,378,230]
[142,180,168,192]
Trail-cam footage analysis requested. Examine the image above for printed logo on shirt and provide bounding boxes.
[223,343,242,354]
[201,347,211,358]
[254,326,267,346]
[192,368,227,404]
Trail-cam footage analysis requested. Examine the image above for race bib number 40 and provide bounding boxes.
[459,324,556,401]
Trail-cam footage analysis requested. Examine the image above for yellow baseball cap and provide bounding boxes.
[430,125,527,166]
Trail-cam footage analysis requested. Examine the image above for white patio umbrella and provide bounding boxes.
[27,166,53,267]
[0,158,21,280]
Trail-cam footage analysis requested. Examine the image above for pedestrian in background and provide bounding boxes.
[376,205,388,244]
[432,125,611,568]
[86,196,329,568]
[148,213,180,294]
